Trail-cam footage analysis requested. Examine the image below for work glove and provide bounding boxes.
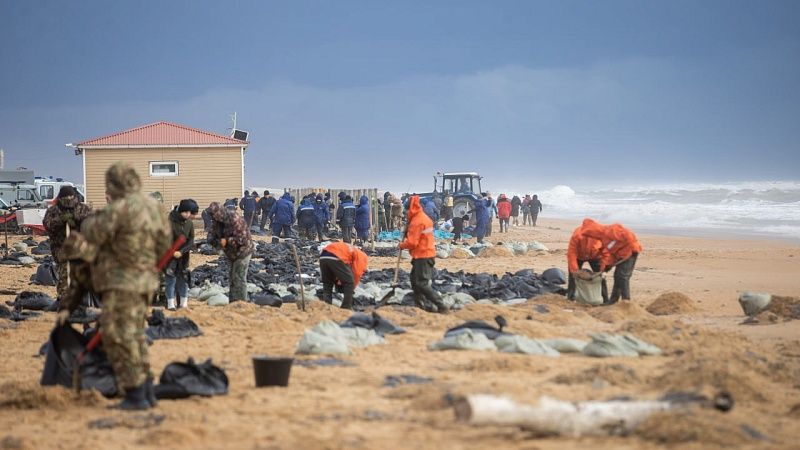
[60,232,96,262]
[173,251,182,259]
[220,238,227,248]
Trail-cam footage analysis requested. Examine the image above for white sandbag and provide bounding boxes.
[738,291,772,316]
[196,282,226,301]
[340,326,385,348]
[574,274,604,306]
[428,329,497,351]
[528,241,549,252]
[295,327,351,355]
[441,292,476,310]
[295,320,384,355]
[582,333,662,358]
[542,338,588,353]
[450,247,474,259]
[18,256,36,265]
[495,335,560,356]
[510,242,529,256]
[207,293,229,306]
[246,283,261,294]
[12,242,28,252]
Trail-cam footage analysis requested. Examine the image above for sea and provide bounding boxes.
[504,181,800,242]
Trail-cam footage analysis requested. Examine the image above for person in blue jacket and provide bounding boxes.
[355,195,371,244]
[239,190,257,227]
[473,197,489,244]
[313,194,330,242]
[269,192,295,243]
[421,197,439,224]
[336,195,356,243]
[297,197,317,240]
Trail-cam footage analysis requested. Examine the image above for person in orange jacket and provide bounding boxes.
[399,196,448,313]
[318,241,369,309]
[566,218,609,303]
[496,194,512,233]
[582,222,642,304]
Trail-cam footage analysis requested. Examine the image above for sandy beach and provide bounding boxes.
[1,217,799,449]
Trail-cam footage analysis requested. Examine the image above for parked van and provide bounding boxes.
[34,178,85,203]
[0,184,48,209]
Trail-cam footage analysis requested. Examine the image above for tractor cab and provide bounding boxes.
[437,172,482,197]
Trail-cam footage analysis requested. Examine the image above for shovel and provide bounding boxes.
[377,251,402,307]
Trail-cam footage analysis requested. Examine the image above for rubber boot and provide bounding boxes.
[179,297,188,309]
[116,384,151,411]
[166,297,176,311]
[145,377,157,407]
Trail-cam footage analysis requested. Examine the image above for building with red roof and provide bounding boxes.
[74,121,249,210]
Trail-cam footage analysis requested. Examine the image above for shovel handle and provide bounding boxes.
[391,251,401,285]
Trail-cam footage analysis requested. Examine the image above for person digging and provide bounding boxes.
[399,196,449,314]
[319,241,369,309]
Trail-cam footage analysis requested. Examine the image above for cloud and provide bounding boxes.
[1,54,797,195]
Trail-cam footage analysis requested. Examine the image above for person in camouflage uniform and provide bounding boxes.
[42,186,92,306]
[67,162,171,410]
[206,202,254,301]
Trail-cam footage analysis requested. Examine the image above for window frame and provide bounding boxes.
[149,161,179,177]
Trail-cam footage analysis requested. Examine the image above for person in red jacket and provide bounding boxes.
[319,241,369,309]
[582,222,642,304]
[496,194,512,233]
[399,196,448,313]
[566,218,609,303]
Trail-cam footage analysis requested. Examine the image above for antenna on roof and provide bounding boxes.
[228,111,249,141]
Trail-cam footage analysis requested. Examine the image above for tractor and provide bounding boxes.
[417,172,484,223]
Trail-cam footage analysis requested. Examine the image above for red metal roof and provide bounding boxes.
[77,121,248,147]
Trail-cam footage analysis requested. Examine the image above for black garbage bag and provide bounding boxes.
[7,291,56,311]
[30,261,58,286]
[542,267,567,285]
[340,312,406,336]
[444,316,509,340]
[154,358,228,399]
[251,292,283,307]
[1,304,41,321]
[40,324,118,398]
[145,309,202,340]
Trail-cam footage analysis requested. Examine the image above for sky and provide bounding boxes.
[1,0,799,193]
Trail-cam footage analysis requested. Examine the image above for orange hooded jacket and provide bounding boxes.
[567,218,607,273]
[399,196,436,259]
[322,241,369,286]
[582,222,642,269]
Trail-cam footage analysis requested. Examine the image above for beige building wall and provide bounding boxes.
[83,146,243,210]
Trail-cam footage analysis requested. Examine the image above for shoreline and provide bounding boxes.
[542,214,800,244]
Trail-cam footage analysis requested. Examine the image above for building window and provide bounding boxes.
[149,161,179,177]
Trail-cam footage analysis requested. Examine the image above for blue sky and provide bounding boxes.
[1,0,798,193]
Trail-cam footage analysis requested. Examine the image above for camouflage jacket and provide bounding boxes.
[207,205,254,260]
[81,164,171,293]
[42,198,93,262]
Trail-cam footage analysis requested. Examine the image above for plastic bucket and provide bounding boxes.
[252,356,294,387]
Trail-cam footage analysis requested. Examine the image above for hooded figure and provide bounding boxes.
[313,194,330,241]
[43,185,93,305]
[259,190,276,230]
[398,196,448,314]
[581,222,642,304]
[165,199,196,310]
[75,162,171,410]
[355,195,371,242]
[421,197,439,223]
[473,198,489,243]
[510,195,521,226]
[297,197,317,240]
[496,194,512,233]
[336,195,356,243]
[530,194,543,226]
[319,241,369,310]
[269,192,295,243]
[239,191,256,226]
[206,201,254,302]
[566,218,609,303]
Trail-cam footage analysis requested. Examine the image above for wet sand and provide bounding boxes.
[1,217,799,449]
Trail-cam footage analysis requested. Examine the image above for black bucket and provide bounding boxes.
[252,356,294,387]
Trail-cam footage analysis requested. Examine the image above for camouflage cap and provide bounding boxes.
[105,162,142,199]
[206,201,226,222]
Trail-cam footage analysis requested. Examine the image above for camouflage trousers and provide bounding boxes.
[99,290,151,390]
[55,260,70,302]
[229,253,252,301]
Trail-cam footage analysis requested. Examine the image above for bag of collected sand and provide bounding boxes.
[574,274,604,306]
